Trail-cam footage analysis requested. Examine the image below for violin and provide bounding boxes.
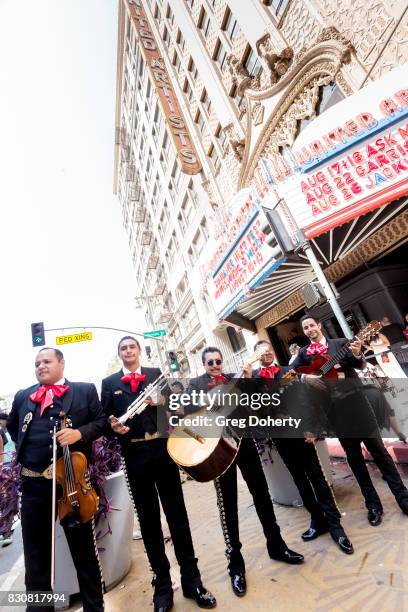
[55,413,99,529]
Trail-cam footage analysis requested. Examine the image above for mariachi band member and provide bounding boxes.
[187,347,304,599]
[7,348,105,612]
[291,315,408,526]
[252,340,354,554]
[101,336,216,612]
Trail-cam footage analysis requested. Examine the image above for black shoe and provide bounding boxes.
[301,525,329,541]
[367,508,383,526]
[230,573,246,597]
[153,595,173,612]
[333,535,354,555]
[269,545,304,564]
[399,501,408,516]
[182,585,217,609]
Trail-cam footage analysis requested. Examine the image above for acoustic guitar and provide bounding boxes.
[292,321,381,379]
[167,347,266,482]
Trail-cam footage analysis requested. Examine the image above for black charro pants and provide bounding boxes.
[273,438,344,538]
[214,437,284,575]
[20,477,104,612]
[339,435,408,511]
[123,439,200,595]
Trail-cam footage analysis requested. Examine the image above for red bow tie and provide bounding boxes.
[121,372,146,393]
[258,365,280,379]
[29,384,70,416]
[306,343,328,356]
[207,375,229,389]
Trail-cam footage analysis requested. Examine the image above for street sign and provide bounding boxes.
[56,332,93,345]
[143,329,167,339]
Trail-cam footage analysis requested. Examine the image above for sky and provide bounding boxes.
[0,0,147,396]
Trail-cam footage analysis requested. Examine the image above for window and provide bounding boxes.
[192,228,205,256]
[227,327,246,353]
[230,84,244,109]
[201,89,212,115]
[181,193,195,224]
[195,110,205,134]
[214,40,228,73]
[244,47,261,77]
[166,5,175,27]
[177,30,186,53]
[185,0,195,8]
[188,57,199,81]
[163,27,169,43]
[173,51,182,74]
[223,9,240,41]
[216,124,228,150]
[199,9,211,37]
[263,0,290,19]
[208,144,220,170]
[183,78,194,102]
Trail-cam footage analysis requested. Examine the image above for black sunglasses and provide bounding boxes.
[206,359,222,366]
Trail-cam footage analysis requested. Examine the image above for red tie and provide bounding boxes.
[29,384,70,416]
[258,365,281,379]
[306,343,328,356]
[121,372,146,393]
[207,375,229,389]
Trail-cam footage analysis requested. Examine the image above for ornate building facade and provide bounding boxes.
[114,0,408,369]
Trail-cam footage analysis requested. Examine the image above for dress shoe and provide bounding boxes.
[230,573,246,597]
[182,585,217,609]
[399,502,408,516]
[333,535,354,555]
[154,604,173,612]
[301,525,329,541]
[269,545,304,564]
[367,508,383,526]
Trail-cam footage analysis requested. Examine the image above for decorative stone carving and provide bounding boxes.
[226,54,258,96]
[252,102,265,126]
[256,34,294,85]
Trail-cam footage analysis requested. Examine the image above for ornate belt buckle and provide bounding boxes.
[42,464,53,479]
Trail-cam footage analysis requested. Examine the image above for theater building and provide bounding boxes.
[114,0,408,369]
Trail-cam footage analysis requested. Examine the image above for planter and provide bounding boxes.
[55,470,133,610]
[260,439,333,506]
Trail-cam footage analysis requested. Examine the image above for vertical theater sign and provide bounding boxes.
[127,0,201,175]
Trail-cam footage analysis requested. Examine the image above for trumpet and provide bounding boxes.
[118,370,169,424]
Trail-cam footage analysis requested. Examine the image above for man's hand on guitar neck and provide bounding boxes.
[242,363,253,378]
[304,374,326,390]
[349,339,362,356]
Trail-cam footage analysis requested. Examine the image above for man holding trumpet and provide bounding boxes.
[101,336,216,612]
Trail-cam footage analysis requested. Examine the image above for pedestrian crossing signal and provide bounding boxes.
[31,322,45,347]
[166,350,181,372]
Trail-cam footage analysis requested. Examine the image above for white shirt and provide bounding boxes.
[122,366,142,375]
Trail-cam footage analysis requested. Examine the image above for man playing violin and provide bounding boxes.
[187,346,304,599]
[252,340,354,554]
[7,348,105,612]
[291,315,408,526]
[101,336,216,612]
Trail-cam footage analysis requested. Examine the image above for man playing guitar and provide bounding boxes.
[291,315,408,526]
[187,346,304,599]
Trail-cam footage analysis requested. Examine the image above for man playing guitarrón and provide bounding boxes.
[187,346,304,599]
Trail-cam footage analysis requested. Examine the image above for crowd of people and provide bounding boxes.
[1,312,408,611]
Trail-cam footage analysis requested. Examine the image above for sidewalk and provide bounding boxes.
[102,461,408,612]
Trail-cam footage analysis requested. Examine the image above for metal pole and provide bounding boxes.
[144,293,166,370]
[302,240,353,338]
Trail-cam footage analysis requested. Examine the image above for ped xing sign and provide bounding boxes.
[143,329,167,338]
[56,332,93,345]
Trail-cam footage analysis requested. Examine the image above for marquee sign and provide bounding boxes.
[127,1,201,175]
[279,64,408,238]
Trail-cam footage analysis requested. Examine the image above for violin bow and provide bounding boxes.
[50,421,58,591]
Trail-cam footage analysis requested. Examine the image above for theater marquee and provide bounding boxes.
[279,64,408,238]
[128,1,201,175]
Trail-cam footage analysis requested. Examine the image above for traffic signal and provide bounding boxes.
[261,206,295,257]
[145,345,152,359]
[166,350,181,372]
[31,322,45,347]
